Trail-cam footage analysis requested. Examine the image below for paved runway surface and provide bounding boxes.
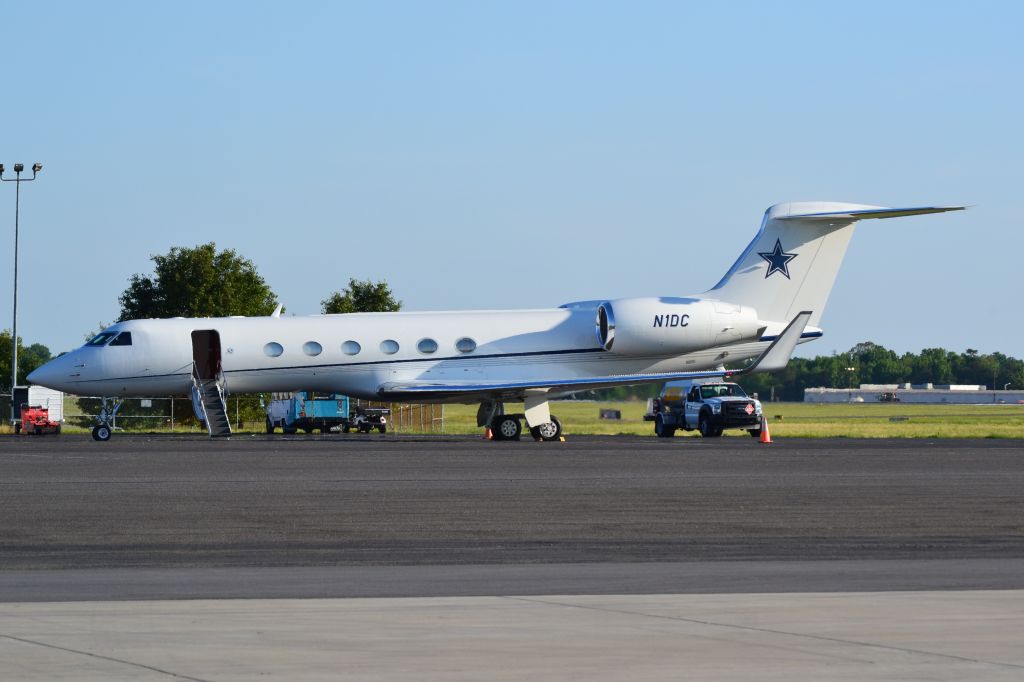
[2,434,1023,680]
[0,434,1022,599]
[3,592,1023,681]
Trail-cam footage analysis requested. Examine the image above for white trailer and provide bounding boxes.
[14,386,65,423]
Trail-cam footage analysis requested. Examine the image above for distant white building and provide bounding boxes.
[804,383,1024,404]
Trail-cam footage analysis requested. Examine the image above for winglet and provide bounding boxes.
[740,311,812,374]
[270,304,283,318]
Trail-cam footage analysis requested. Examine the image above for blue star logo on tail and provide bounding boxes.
[758,238,797,279]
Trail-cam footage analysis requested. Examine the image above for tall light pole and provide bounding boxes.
[1,162,42,424]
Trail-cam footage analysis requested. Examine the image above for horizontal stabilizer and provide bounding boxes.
[777,206,965,221]
[743,311,811,374]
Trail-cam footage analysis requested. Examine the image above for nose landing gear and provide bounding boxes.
[91,398,123,442]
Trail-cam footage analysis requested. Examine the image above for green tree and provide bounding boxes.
[0,330,52,392]
[119,243,278,319]
[321,278,402,314]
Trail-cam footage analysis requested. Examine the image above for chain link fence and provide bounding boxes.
[52,394,445,435]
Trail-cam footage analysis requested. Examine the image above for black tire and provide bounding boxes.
[266,419,275,434]
[341,423,351,434]
[654,414,676,438]
[13,423,20,435]
[530,416,562,441]
[283,426,297,435]
[377,424,387,434]
[493,415,522,441]
[54,425,61,435]
[749,428,762,438]
[698,413,716,438]
[92,424,112,442]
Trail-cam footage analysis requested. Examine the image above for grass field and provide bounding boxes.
[436,401,1024,439]
[3,401,1022,439]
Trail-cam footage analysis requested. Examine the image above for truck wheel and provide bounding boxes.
[266,419,275,434]
[342,423,351,434]
[13,423,20,435]
[749,428,762,438]
[698,414,716,438]
[377,424,387,434]
[92,424,112,442]
[530,416,562,441]
[654,414,675,438]
[283,426,297,435]
[493,415,522,441]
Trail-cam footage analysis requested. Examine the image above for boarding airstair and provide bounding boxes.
[191,366,232,437]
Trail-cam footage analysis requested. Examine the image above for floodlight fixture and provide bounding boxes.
[13,163,23,172]
[0,164,4,174]
[32,163,42,173]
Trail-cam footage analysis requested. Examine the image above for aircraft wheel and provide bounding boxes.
[92,424,112,442]
[654,414,675,438]
[530,416,562,441]
[493,415,522,441]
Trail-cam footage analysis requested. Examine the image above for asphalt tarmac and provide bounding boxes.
[0,434,1021,600]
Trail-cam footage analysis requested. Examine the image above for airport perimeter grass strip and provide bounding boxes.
[5,402,1022,439]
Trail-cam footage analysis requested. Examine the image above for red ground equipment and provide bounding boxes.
[17,405,62,435]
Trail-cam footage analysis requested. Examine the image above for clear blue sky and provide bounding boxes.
[2,1,1021,357]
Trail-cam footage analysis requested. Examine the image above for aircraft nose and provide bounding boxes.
[27,356,71,391]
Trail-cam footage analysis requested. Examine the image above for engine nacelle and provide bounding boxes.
[595,297,763,356]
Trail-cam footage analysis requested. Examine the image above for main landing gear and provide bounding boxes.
[479,401,563,442]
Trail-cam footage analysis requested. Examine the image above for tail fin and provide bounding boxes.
[707,202,964,327]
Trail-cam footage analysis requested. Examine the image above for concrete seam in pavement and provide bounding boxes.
[503,596,1024,671]
[0,632,212,682]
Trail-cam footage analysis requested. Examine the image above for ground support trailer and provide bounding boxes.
[265,393,390,434]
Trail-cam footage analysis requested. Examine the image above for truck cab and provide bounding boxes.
[651,380,763,438]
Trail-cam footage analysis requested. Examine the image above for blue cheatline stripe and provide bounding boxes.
[65,371,192,385]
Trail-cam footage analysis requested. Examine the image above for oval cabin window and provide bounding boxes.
[303,341,323,357]
[380,339,400,355]
[264,342,284,357]
[417,338,438,354]
[341,340,361,355]
[455,337,477,353]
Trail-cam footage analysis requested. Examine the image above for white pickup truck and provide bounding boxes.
[647,380,763,438]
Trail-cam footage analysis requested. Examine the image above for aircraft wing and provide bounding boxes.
[377,312,812,401]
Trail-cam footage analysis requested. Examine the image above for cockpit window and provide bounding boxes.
[700,384,747,399]
[109,332,133,347]
[85,332,118,347]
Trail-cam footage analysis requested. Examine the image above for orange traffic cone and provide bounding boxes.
[759,416,772,444]
[484,427,494,440]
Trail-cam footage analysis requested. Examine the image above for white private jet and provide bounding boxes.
[29,201,963,441]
